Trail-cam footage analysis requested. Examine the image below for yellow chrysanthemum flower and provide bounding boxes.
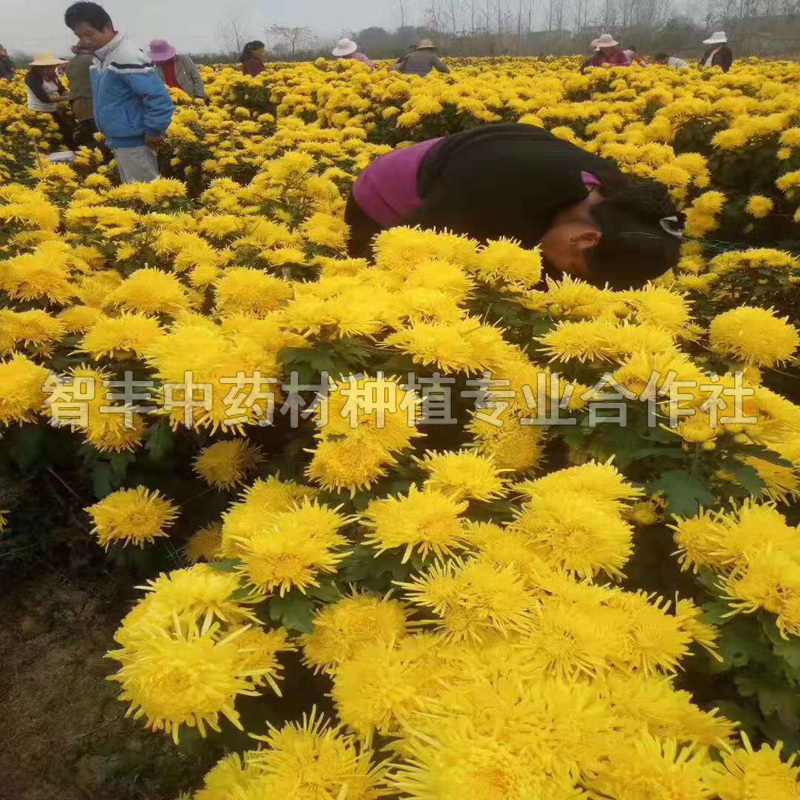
[57,305,105,334]
[512,492,634,579]
[416,449,507,501]
[363,484,469,562]
[108,621,261,743]
[214,268,293,317]
[306,435,397,496]
[0,355,50,424]
[110,267,192,316]
[193,439,265,489]
[232,500,353,595]
[709,306,799,367]
[399,557,535,642]
[473,239,543,287]
[249,709,388,797]
[745,194,775,218]
[184,522,224,563]
[87,486,178,549]
[711,733,800,800]
[467,409,546,472]
[300,591,410,673]
[77,313,165,359]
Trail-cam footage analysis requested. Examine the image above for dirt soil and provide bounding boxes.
[0,571,219,800]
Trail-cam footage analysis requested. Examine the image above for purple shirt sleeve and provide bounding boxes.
[352,52,375,69]
[352,138,444,228]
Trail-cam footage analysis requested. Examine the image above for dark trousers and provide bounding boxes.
[49,109,75,149]
[344,192,383,259]
[74,118,98,149]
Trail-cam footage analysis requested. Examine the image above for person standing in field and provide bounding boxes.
[64,2,174,184]
[700,32,733,72]
[25,53,75,148]
[395,43,416,67]
[65,44,97,148]
[147,39,208,99]
[241,41,268,76]
[0,45,14,81]
[331,38,375,70]
[396,40,450,77]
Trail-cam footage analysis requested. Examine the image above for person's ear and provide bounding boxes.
[570,230,602,250]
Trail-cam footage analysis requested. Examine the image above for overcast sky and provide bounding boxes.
[2,0,412,56]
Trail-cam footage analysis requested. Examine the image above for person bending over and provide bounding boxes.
[345,123,684,289]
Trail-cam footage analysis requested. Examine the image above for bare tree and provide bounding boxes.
[220,14,248,59]
[572,0,593,33]
[268,25,315,58]
[546,0,566,30]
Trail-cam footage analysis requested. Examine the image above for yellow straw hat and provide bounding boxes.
[29,53,68,67]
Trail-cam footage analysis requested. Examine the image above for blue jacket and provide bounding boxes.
[90,34,174,149]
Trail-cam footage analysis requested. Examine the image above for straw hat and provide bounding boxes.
[416,39,436,49]
[332,38,358,57]
[147,39,178,62]
[590,33,619,48]
[29,53,67,67]
[702,31,727,45]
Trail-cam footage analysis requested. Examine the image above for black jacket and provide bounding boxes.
[404,123,627,248]
[700,45,733,72]
[0,55,14,81]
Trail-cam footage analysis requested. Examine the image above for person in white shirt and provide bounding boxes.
[25,53,74,147]
[653,53,688,69]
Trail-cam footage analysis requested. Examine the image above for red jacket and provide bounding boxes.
[242,57,265,77]
[581,49,630,73]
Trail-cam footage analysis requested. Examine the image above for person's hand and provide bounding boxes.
[145,134,165,149]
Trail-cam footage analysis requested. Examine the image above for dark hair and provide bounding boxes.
[587,179,682,289]
[654,52,669,61]
[64,2,113,31]
[241,40,265,62]
[628,44,637,51]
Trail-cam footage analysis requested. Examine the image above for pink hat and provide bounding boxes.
[147,39,177,62]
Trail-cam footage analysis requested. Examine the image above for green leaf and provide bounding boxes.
[717,617,770,670]
[770,633,800,679]
[268,592,315,633]
[649,470,717,518]
[207,559,240,573]
[10,426,46,470]
[145,421,175,461]
[701,601,731,625]
[737,445,793,468]
[559,425,588,450]
[307,581,341,602]
[91,462,114,499]
[589,424,684,469]
[109,452,133,480]
[712,700,763,741]
[338,545,377,582]
[719,460,766,497]
[735,675,800,719]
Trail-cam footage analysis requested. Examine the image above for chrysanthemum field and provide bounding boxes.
[3,55,800,799]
